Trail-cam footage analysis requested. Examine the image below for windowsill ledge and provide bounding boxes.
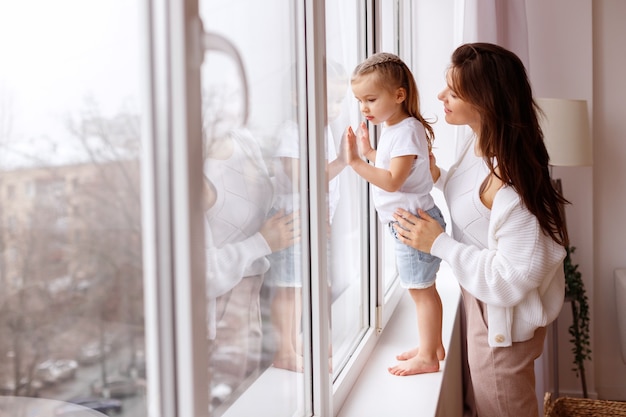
[220,264,463,417]
[336,264,463,417]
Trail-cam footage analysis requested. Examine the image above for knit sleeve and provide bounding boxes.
[205,226,272,298]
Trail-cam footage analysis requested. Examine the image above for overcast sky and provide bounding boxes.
[0,0,141,168]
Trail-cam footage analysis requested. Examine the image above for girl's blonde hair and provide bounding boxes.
[351,52,434,149]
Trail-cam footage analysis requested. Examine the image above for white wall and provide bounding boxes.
[527,0,626,401]
[411,0,458,220]
[591,0,626,401]
[526,0,595,399]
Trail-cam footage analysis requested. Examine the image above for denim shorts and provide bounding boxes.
[266,242,303,288]
[388,205,446,289]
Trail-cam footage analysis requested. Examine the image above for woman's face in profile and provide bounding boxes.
[437,70,481,133]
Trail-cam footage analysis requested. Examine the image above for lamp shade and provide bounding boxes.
[536,98,592,166]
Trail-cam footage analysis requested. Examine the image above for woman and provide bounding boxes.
[392,43,568,416]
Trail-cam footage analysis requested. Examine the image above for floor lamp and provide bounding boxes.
[536,97,592,398]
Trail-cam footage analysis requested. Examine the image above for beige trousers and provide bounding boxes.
[462,288,547,417]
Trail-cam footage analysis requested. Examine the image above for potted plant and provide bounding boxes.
[563,245,592,398]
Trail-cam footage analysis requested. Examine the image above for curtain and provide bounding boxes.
[461,0,529,67]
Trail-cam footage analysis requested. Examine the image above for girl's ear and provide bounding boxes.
[395,87,406,103]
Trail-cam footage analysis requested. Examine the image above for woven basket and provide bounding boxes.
[544,392,626,417]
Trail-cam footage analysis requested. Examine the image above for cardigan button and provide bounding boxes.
[494,334,505,343]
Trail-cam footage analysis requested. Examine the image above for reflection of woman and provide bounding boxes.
[392,43,568,416]
[266,61,347,373]
[204,127,298,405]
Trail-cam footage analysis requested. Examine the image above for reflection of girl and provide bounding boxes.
[204,128,298,405]
[266,61,348,372]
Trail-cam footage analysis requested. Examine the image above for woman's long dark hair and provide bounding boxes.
[449,42,569,246]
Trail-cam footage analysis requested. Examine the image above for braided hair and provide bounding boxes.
[351,52,435,150]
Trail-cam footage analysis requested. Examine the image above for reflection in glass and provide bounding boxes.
[202,1,370,414]
[265,59,348,376]
[0,2,146,416]
[201,1,305,416]
[378,0,402,296]
[326,1,369,378]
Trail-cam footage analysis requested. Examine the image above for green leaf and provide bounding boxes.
[563,246,592,378]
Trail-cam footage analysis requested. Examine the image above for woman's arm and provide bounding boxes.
[205,230,271,297]
[206,210,299,297]
[393,189,566,307]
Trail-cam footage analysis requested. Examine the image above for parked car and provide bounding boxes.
[91,376,139,399]
[120,349,146,378]
[35,359,78,384]
[54,396,122,416]
[78,342,112,365]
[0,377,43,396]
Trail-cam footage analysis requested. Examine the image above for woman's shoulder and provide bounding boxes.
[491,185,538,229]
[492,185,527,218]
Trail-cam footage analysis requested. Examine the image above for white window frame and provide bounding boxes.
[141,0,209,416]
[140,1,418,416]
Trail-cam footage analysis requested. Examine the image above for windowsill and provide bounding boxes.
[336,263,463,417]
[220,264,463,417]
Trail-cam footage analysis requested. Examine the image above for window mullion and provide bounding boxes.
[141,0,178,415]
[170,2,209,417]
[142,1,208,416]
[303,1,332,416]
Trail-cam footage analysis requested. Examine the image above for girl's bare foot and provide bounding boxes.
[272,354,333,374]
[395,345,445,361]
[387,356,440,376]
[273,353,304,373]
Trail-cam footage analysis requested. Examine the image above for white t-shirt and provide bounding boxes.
[372,117,434,223]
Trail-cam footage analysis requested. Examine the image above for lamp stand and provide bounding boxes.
[550,177,589,399]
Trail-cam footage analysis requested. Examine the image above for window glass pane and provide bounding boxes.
[325,1,370,378]
[378,0,402,296]
[0,2,147,417]
[380,0,399,54]
[200,1,306,416]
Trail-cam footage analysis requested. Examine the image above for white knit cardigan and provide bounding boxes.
[431,138,566,347]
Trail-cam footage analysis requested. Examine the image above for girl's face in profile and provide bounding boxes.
[437,70,480,133]
[351,73,406,126]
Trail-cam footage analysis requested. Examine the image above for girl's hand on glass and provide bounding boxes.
[344,126,361,166]
[260,210,301,252]
[336,130,348,167]
[355,121,373,158]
